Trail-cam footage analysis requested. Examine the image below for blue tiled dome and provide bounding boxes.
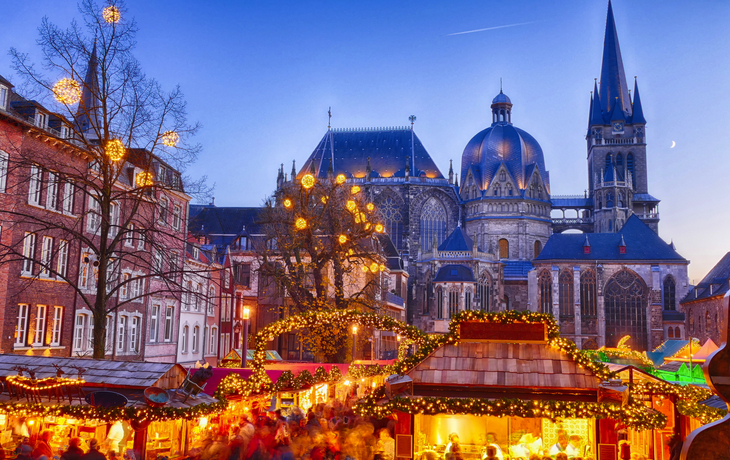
[492,91,512,105]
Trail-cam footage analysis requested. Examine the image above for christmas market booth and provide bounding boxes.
[0,355,225,460]
[351,311,699,460]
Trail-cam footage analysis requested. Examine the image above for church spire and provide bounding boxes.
[631,77,646,124]
[599,0,631,118]
[590,80,604,126]
[76,40,101,140]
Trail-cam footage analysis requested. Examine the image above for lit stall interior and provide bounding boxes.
[414,414,595,459]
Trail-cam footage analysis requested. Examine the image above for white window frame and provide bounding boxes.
[172,204,182,230]
[46,172,58,210]
[15,304,29,347]
[192,325,199,354]
[40,236,53,277]
[33,305,47,346]
[87,194,101,233]
[208,286,216,315]
[164,306,174,342]
[57,239,69,279]
[117,315,127,352]
[21,232,35,275]
[35,111,48,129]
[210,326,218,355]
[62,181,75,214]
[120,272,131,299]
[0,150,8,192]
[28,165,42,206]
[50,306,63,346]
[149,305,160,342]
[181,325,189,353]
[0,86,7,110]
[130,316,140,353]
[137,229,145,250]
[105,314,114,354]
[73,313,86,351]
[125,224,135,247]
[109,202,120,237]
[154,251,163,275]
[158,196,168,225]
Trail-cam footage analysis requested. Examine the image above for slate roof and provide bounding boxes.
[438,226,476,252]
[535,215,686,262]
[598,1,632,120]
[408,341,600,389]
[433,264,475,283]
[189,205,263,246]
[551,196,592,208]
[647,339,689,366]
[299,128,444,180]
[681,252,730,304]
[633,193,660,203]
[0,354,184,389]
[503,260,534,280]
[375,233,405,271]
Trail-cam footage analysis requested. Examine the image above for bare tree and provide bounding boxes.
[0,0,209,359]
[257,171,389,362]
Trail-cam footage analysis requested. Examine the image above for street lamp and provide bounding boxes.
[352,325,358,362]
[241,306,251,368]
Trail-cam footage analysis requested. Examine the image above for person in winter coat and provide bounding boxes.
[61,438,85,460]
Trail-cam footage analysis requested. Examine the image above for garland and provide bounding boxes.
[630,380,725,424]
[353,388,666,431]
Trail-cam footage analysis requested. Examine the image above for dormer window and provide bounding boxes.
[35,112,48,129]
[193,247,199,259]
[0,86,7,110]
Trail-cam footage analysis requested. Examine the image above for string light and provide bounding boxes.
[375,224,384,233]
[338,235,348,244]
[346,200,357,212]
[351,185,361,194]
[283,198,292,208]
[105,139,125,162]
[321,196,328,204]
[295,217,307,230]
[301,174,315,189]
[102,6,121,23]
[53,78,81,104]
[161,131,179,147]
[366,203,375,211]
[336,174,346,184]
[369,262,379,273]
[136,172,153,187]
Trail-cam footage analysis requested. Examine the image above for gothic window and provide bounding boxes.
[507,185,513,196]
[689,309,694,333]
[498,239,509,259]
[627,153,635,189]
[424,280,433,315]
[534,240,542,258]
[580,270,597,317]
[449,291,459,318]
[604,269,648,350]
[618,192,625,208]
[499,171,506,182]
[706,311,711,333]
[465,290,472,310]
[380,196,404,249]
[420,198,447,249]
[606,192,614,208]
[605,153,612,172]
[616,153,623,178]
[663,276,676,311]
[559,270,574,317]
[478,273,491,311]
[494,187,499,196]
[538,270,552,314]
[597,193,603,209]
[436,287,443,319]
[668,327,674,338]
[675,326,681,338]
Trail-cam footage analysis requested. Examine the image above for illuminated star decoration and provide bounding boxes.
[301,174,315,189]
[53,78,81,105]
[102,5,121,24]
[295,217,307,230]
[161,130,179,147]
[105,139,126,162]
[136,172,154,187]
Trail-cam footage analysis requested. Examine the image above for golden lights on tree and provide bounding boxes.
[351,185,361,194]
[161,130,179,147]
[321,196,328,204]
[52,78,81,104]
[295,217,307,230]
[375,224,384,233]
[102,6,121,23]
[346,200,357,212]
[301,173,315,189]
[336,174,346,184]
[135,171,154,187]
[338,234,348,244]
[370,262,379,273]
[283,198,292,208]
[105,138,125,162]
[366,203,375,211]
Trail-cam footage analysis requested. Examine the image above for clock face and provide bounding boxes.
[613,122,624,132]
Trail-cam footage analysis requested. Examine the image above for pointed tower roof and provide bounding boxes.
[599,1,632,118]
[590,81,605,125]
[631,78,646,124]
[75,41,101,139]
[438,226,477,252]
[609,97,625,122]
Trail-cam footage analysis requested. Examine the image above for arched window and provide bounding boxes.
[465,290,472,311]
[559,270,574,317]
[627,153,635,189]
[380,196,404,249]
[668,327,674,338]
[181,325,189,353]
[420,198,447,249]
[675,326,681,339]
[534,240,542,258]
[498,239,509,259]
[663,276,676,311]
[597,192,603,209]
[424,280,432,315]
[606,192,614,208]
[538,270,552,314]
[478,273,491,311]
[618,192,625,208]
[500,171,506,182]
[493,187,499,196]
[580,270,597,317]
[605,269,648,350]
[449,291,459,318]
[616,153,623,179]
[706,311,711,333]
[605,153,612,171]
[689,309,694,333]
[436,287,443,319]
[507,185,513,196]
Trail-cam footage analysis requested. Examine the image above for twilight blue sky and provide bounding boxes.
[1,1,728,282]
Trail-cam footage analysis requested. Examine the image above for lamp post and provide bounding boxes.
[242,306,251,368]
[352,325,358,363]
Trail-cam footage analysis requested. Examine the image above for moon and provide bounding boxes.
[670,141,676,148]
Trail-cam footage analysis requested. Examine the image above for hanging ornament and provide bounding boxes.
[301,174,315,189]
[370,262,379,273]
[338,235,348,244]
[53,78,81,104]
[105,139,125,162]
[346,200,357,212]
[283,198,292,208]
[161,131,179,147]
[102,6,121,23]
[295,217,307,230]
[136,172,154,187]
[336,174,346,185]
[351,185,361,194]
[375,224,384,233]
[366,203,375,212]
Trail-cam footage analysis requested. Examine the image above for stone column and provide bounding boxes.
[573,266,582,348]
[597,266,606,348]
[552,265,560,320]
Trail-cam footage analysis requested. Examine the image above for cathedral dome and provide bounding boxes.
[460,92,548,191]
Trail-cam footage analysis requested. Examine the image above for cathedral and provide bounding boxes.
[283,1,688,352]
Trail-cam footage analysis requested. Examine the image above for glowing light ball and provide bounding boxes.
[346,200,357,212]
[370,262,379,273]
[105,139,125,162]
[338,235,348,244]
[161,131,179,147]
[351,185,361,194]
[136,172,153,187]
[336,174,346,184]
[375,224,384,233]
[53,78,81,104]
[295,217,307,230]
[361,266,368,272]
[321,196,328,204]
[283,198,292,208]
[102,6,121,23]
[301,174,315,189]
[366,203,375,212]
[379,264,385,271]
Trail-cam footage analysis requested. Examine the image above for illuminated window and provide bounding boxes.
[498,239,509,259]
[605,269,648,350]
[420,198,447,249]
[33,305,47,346]
[668,327,674,338]
[663,276,676,311]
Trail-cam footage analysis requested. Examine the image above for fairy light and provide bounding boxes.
[351,185,361,194]
[136,172,153,187]
[53,78,81,104]
[375,224,384,233]
[336,174,346,184]
[370,262,379,273]
[102,6,121,23]
[301,174,315,189]
[283,198,292,208]
[161,131,179,147]
[321,196,328,204]
[366,203,375,211]
[295,217,307,230]
[338,234,348,244]
[361,266,369,272]
[346,200,357,212]
[105,139,125,162]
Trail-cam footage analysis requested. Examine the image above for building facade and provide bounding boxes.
[681,252,730,345]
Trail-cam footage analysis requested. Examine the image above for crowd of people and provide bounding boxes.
[12,432,110,460]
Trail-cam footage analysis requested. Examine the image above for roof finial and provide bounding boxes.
[500,77,503,93]
[409,115,416,129]
[328,107,332,129]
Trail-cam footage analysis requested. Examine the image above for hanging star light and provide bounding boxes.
[102,5,121,23]
[161,130,179,147]
[295,217,307,230]
[53,78,81,105]
[105,139,125,162]
[136,172,154,187]
[301,174,315,189]
[336,174,346,185]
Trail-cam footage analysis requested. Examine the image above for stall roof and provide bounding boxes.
[0,354,185,389]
